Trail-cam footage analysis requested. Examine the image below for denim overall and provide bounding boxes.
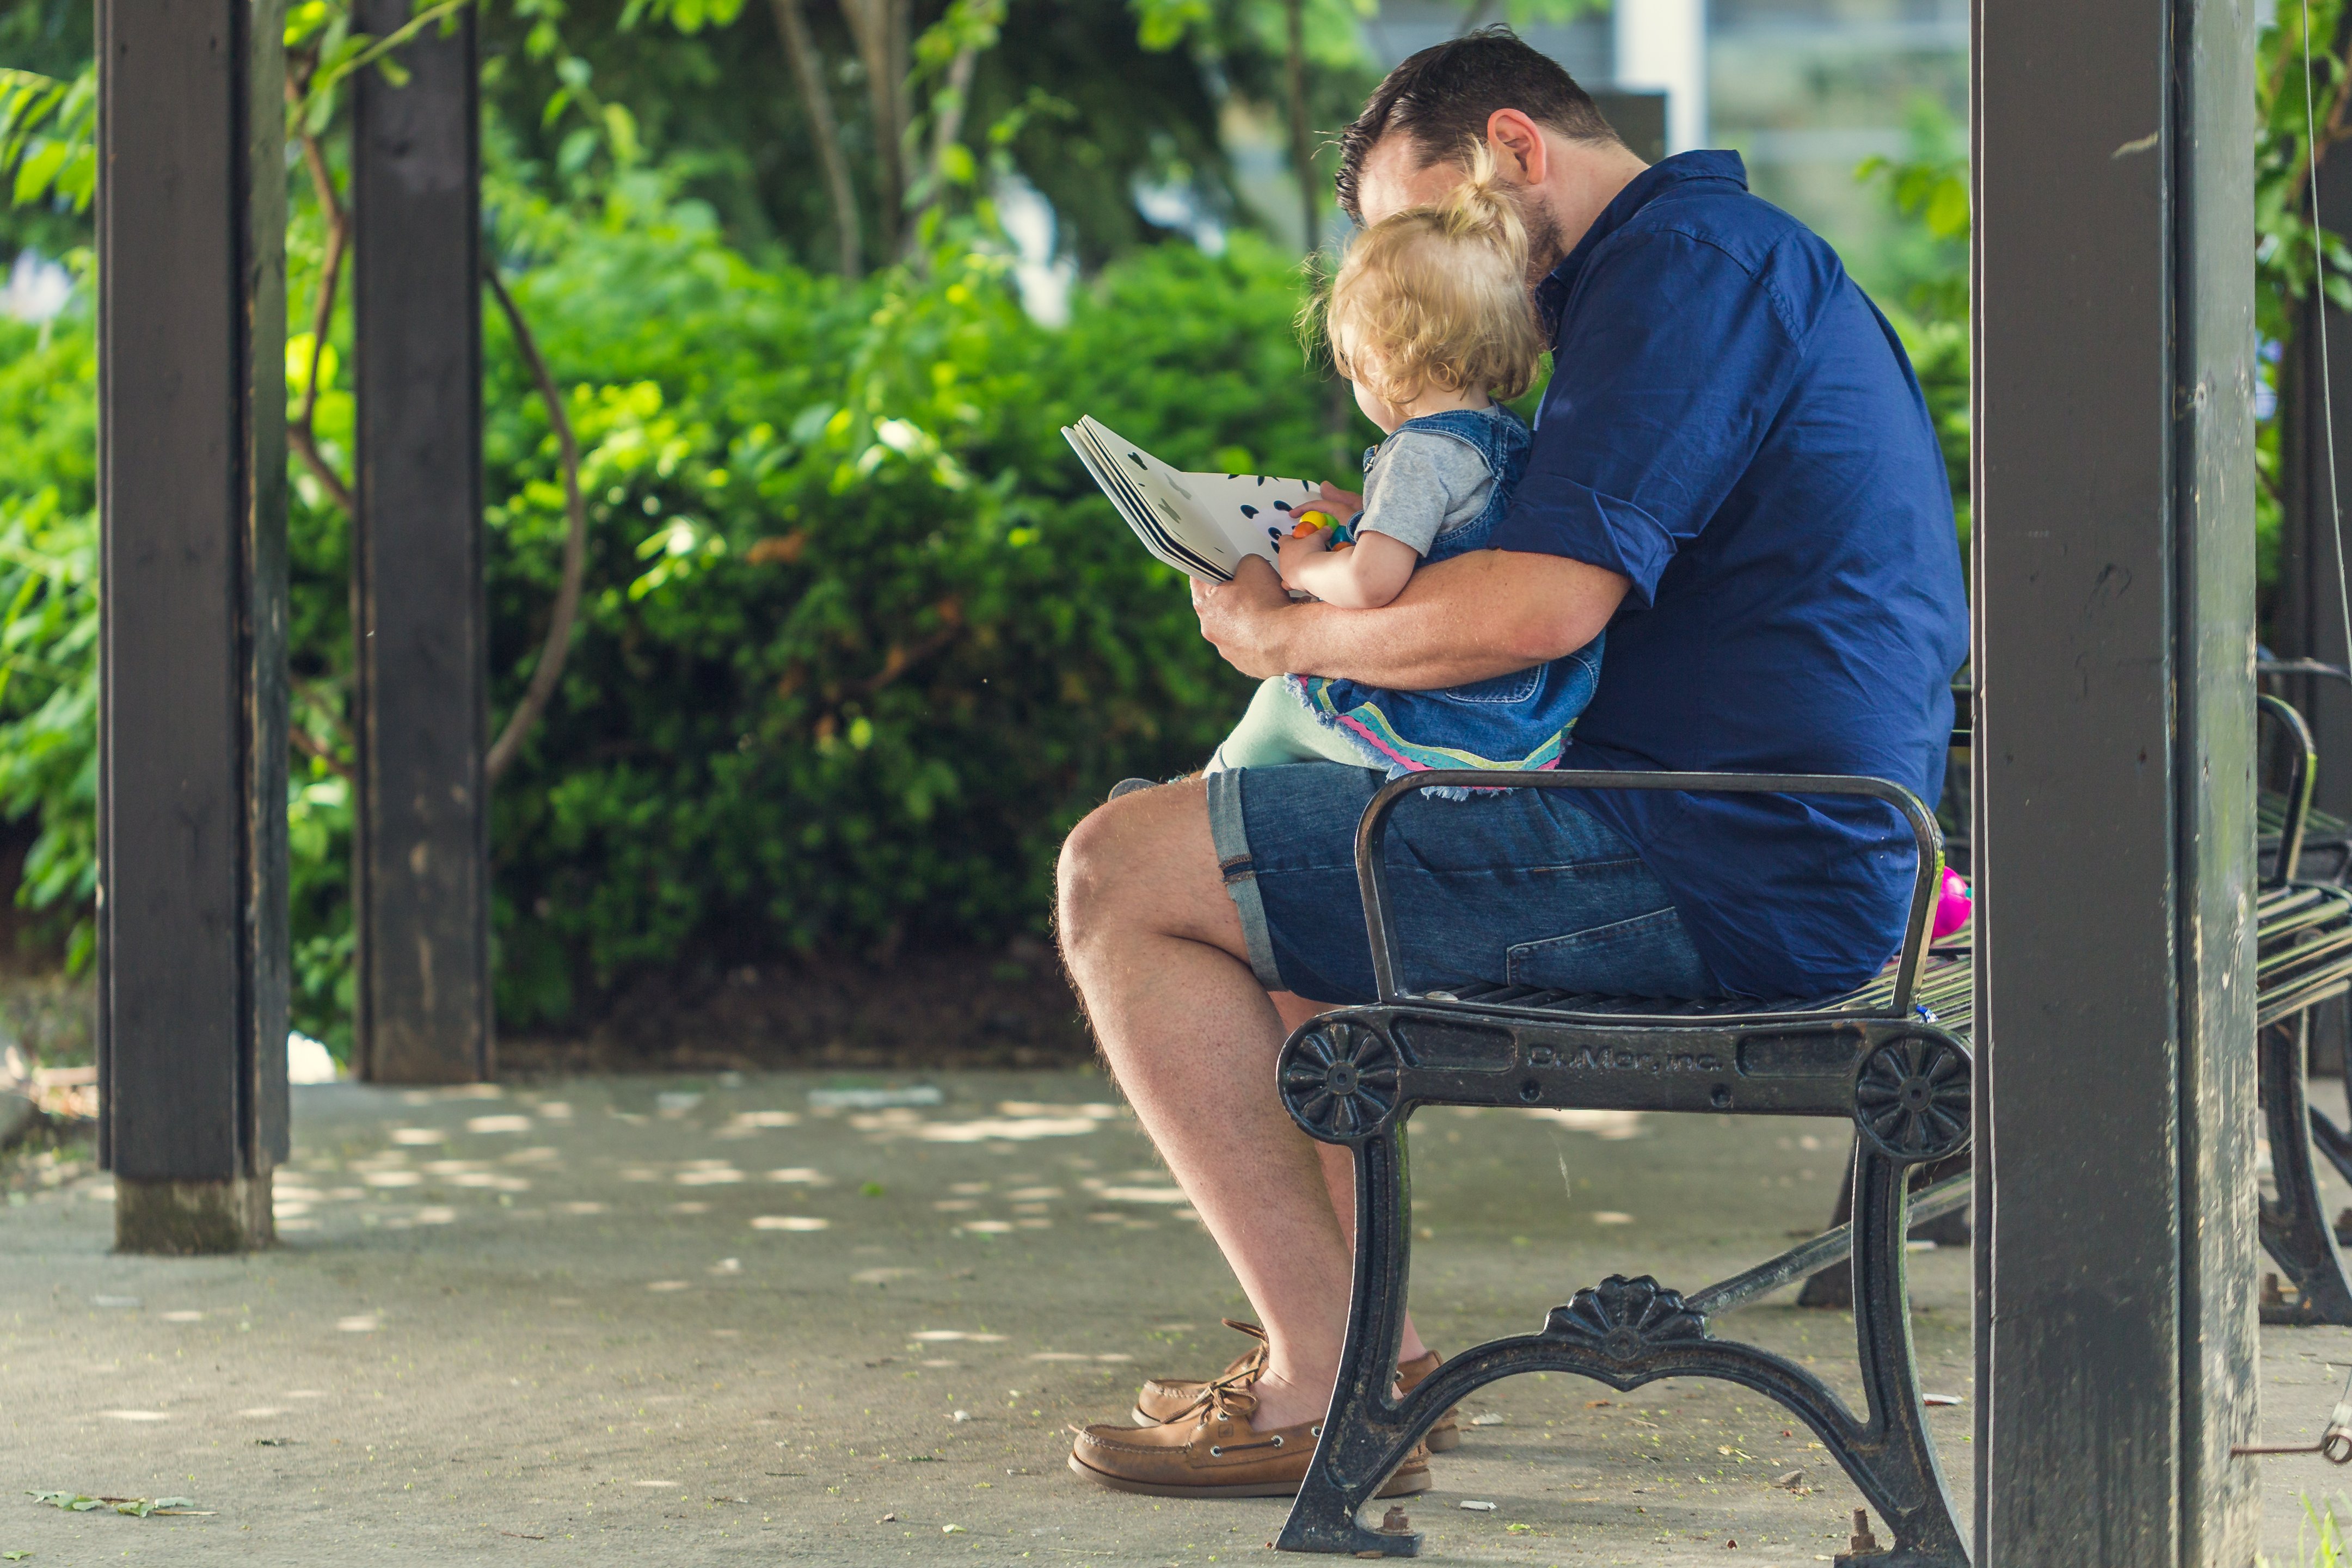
[1287,404,1605,785]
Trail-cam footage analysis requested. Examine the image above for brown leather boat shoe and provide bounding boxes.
[1132,1324,1460,1453]
[1131,1319,1268,1424]
[1071,1385,1432,1499]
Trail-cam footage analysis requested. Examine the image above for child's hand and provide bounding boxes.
[1276,528,1328,592]
[1318,481,1364,518]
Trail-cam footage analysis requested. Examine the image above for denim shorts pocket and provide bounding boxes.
[1507,905,1717,998]
[1439,667,1542,705]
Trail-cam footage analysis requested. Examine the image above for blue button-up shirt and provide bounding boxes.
[1495,151,1969,998]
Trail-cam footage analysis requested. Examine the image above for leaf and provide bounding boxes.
[1129,0,1211,50]
[1924,180,1971,243]
[603,103,642,168]
[557,127,599,178]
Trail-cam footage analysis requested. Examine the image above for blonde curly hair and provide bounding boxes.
[1318,145,1549,408]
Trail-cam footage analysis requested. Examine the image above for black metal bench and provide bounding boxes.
[1271,739,2352,1561]
[2247,694,2352,1324]
[1899,681,2352,1321]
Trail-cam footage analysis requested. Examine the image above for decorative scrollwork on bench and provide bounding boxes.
[1542,1275,1711,1363]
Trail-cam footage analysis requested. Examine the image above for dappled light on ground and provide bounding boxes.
[0,1067,2340,1562]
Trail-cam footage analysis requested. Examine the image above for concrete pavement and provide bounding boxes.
[0,1069,2344,1565]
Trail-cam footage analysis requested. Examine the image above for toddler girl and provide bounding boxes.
[1205,151,1603,782]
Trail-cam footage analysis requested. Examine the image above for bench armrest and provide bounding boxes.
[2261,693,2319,887]
[2258,656,2352,688]
[1352,768,1945,1017]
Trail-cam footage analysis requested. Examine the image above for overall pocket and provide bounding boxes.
[1507,906,1718,997]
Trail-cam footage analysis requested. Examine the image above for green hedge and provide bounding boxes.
[0,204,1355,1046]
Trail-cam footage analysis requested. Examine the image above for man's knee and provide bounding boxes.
[1055,802,1126,961]
[1054,780,1220,964]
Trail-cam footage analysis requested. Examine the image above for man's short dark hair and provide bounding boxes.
[1335,27,1623,225]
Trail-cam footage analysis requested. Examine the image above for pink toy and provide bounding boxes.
[1932,866,1973,942]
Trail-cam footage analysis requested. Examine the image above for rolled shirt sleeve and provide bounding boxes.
[1493,230,1809,605]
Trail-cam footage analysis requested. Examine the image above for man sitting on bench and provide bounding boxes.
[1054,27,1970,1499]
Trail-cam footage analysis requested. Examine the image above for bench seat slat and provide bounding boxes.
[1404,881,2352,1044]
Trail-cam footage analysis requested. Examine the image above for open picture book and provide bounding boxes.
[1062,416,1326,583]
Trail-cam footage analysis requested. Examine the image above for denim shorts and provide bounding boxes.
[1205,763,1723,1005]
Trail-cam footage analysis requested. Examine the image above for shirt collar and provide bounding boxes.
[1534,150,1750,330]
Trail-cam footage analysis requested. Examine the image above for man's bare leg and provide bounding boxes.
[1059,779,1425,1430]
[1272,993,1435,1367]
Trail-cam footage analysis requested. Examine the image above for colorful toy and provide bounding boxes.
[1286,508,1356,548]
[1932,865,1972,942]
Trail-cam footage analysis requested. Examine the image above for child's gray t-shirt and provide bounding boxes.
[1355,428,1497,556]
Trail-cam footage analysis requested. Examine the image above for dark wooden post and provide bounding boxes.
[96,0,290,1253]
[351,0,492,1084]
[1973,0,2259,1559]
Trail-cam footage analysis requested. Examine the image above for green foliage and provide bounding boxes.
[2273,1495,2352,1568]
[2252,0,2352,622]
[0,64,89,210]
[0,160,1338,1034]
[1847,18,2352,617]
[469,204,1329,1024]
[0,0,1394,1047]
[2259,0,2352,340]
[0,304,94,969]
[1854,101,1970,545]
[0,1,89,260]
[1855,98,1967,324]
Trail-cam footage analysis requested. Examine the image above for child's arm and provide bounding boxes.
[1277,527,1420,609]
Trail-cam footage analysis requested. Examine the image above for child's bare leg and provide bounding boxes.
[1208,675,1374,773]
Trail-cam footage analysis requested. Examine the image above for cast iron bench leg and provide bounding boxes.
[1796,1146,1971,1309]
[1277,1122,1424,1556]
[1839,1141,1970,1567]
[2259,1016,2352,1325]
[1275,1118,1969,1564]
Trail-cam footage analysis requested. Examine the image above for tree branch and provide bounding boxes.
[839,0,912,250]
[482,259,589,785]
[847,605,962,698]
[286,73,356,514]
[291,724,355,781]
[767,0,863,279]
[1284,0,1319,258]
[292,0,476,123]
[901,42,979,257]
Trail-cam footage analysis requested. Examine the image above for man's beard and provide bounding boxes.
[1513,187,1567,288]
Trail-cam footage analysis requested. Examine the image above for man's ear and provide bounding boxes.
[1485,109,1550,185]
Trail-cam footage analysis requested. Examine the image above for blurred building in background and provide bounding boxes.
[1707,0,1967,290]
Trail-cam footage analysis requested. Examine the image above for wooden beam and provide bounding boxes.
[96,0,290,1252]
[351,0,492,1084]
[1971,0,2261,1559]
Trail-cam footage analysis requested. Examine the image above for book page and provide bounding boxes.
[1078,420,1322,580]
[1063,424,1225,580]
[1158,468,1327,565]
